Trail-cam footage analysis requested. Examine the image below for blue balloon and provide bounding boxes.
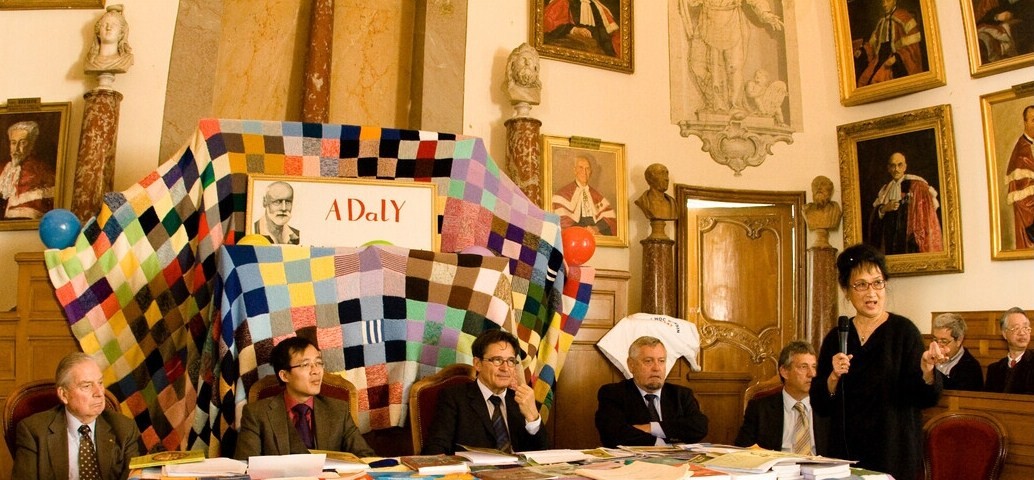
[38,209,81,249]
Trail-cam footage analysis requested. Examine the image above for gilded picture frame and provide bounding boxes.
[837,104,963,275]
[246,175,440,251]
[981,87,1034,260]
[959,0,1034,78]
[532,0,634,73]
[542,135,628,248]
[0,0,103,8]
[831,0,946,106]
[0,101,71,231]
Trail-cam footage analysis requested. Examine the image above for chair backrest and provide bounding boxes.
[408,364,476,454]
[247,372,359,424]
[2,379,120,455]
[923,412,1008,480]
[743,374,783,413]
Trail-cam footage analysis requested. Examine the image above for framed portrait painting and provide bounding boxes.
[542,135,628,247]
[532,0,634,73]
[837,104,962,275]
[0,101,71,231]
[0,0,103,8]
[981,87,1034,260]
[246,175,439,250]
[830,0,946,106]
[960,0,1034,77]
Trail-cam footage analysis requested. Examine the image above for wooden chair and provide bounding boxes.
[247,372,360,425]
[2,379,120,454]
[742,374,783,412]
[923,411,1008,480]
[407,364,476,454]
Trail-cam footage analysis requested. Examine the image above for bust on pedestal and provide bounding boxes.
[637,163,678,316]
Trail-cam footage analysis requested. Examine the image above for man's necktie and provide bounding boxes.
[292,403,315,449]
[1009,358,1017,368]
[792,401,813,455]
[488,396,512,453]
[78,424,101,480]
[644,393,661,423]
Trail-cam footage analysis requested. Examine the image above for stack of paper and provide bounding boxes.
[455,446,520,466]
[770,463,803,480]
[161,457,248,478]
[247,453,325,479]
[129,450,206,470]
[520,449,593,465]
[309,450,370,473]
[800,463,851,480]
[399,454,471,475]
[573,460,690,480]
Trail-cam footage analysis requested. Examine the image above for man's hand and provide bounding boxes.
[633,423,652,433]
[512,379,540,422]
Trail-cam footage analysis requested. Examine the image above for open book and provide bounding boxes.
[455,445,520,466]
[399,454,471,475]
[129,450,206,470]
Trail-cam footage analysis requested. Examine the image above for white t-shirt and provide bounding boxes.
[596,313,702,379]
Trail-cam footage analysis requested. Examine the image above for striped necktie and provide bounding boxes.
[489,396,512,453]
[792,401,813,455]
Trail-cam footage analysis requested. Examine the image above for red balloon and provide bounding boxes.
[561,226,596,266]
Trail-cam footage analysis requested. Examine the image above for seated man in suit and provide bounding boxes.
[234,336,374,458]
[422,329,548,454]
[734,340,827,454]
[931,313,984,391]
[13,352,142,480]
[985,307,1034,394]
[595,335,708,447]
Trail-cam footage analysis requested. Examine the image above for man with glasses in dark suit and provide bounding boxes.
[422,329,548,454]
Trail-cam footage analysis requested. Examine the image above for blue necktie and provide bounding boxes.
[489,396,512,453]
[292,403,314,449]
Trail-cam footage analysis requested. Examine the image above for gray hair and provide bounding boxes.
[8,120,39,144]
[778,340,816,370]
[932,313,966,340]
[628,336,664,359]
[999,307,1029,331]
[55,352,96,388]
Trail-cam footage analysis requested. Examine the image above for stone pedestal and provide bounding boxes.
[504,117,542,204]
[302,0,333,123]
[70,88,123,222]
[807,245,838,349]
[641,236,676,316]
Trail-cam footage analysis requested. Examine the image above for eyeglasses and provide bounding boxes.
[933,337,955,346]
[289,360,325,371]
[482,356,519,368]
[850,279,886,292]
[1005,326,1032,334]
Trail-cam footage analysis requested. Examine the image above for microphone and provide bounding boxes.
[838,316,850,354]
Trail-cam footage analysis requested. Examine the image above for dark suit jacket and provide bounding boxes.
[985,350,1034,394]
[594,379,708,447]
[421,381,549,454]
[733,391,829,455]
[12,405,142,480]
[942,348,984,391]
[234,394,374,459]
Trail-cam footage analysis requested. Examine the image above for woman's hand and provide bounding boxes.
[827,352,853,394]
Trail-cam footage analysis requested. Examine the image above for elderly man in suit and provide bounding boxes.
[234,336,374,458]
[985,307,1034,394]
[422,329,548,454]
[12,352,142,480]
[595,335,708,447]
[734,341,828,455]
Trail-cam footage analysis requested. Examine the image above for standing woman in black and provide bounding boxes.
[811,244,947,480]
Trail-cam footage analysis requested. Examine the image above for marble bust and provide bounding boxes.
[505,43,541,114]
[803,175,842,248]
[85,4,134,74]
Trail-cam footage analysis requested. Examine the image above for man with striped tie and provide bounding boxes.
[734,341,828,455]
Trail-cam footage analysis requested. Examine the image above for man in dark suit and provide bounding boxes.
[234,337,374,458]
[12,352,142,480]
[986,307,1034,394]
[422,329,548,454]
[594,335,708,447]
[734,341,828,454]
[931,313,984,391]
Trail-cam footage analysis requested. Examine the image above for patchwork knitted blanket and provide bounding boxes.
[44,119,594,453]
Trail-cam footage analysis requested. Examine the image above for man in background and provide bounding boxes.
[552,154,617,236]
[1006,105,1034,250]
[422,329,548,454]
[235,336,374,458]
[0,120,56,220]
[867,152,942,254]
[986,307,1034,394]
[13,352,142,480]
[734,341,827,455]
[595,335,708,447]
[254,181,300,244]
[931,313,984,391]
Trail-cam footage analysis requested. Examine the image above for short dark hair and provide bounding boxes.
[472,328,522,359]
[836,243,889,289]
[1022,105,1034,122]
[271,336,319,384]
[778,341,815,370]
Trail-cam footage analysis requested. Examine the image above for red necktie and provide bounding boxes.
[1009,358,1017,368]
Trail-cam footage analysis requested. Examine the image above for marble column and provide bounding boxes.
[641,221,676,316]
[70,88,123,222]
[302,0,334,123]
[807,245,838,349]
[504,117,542,204]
